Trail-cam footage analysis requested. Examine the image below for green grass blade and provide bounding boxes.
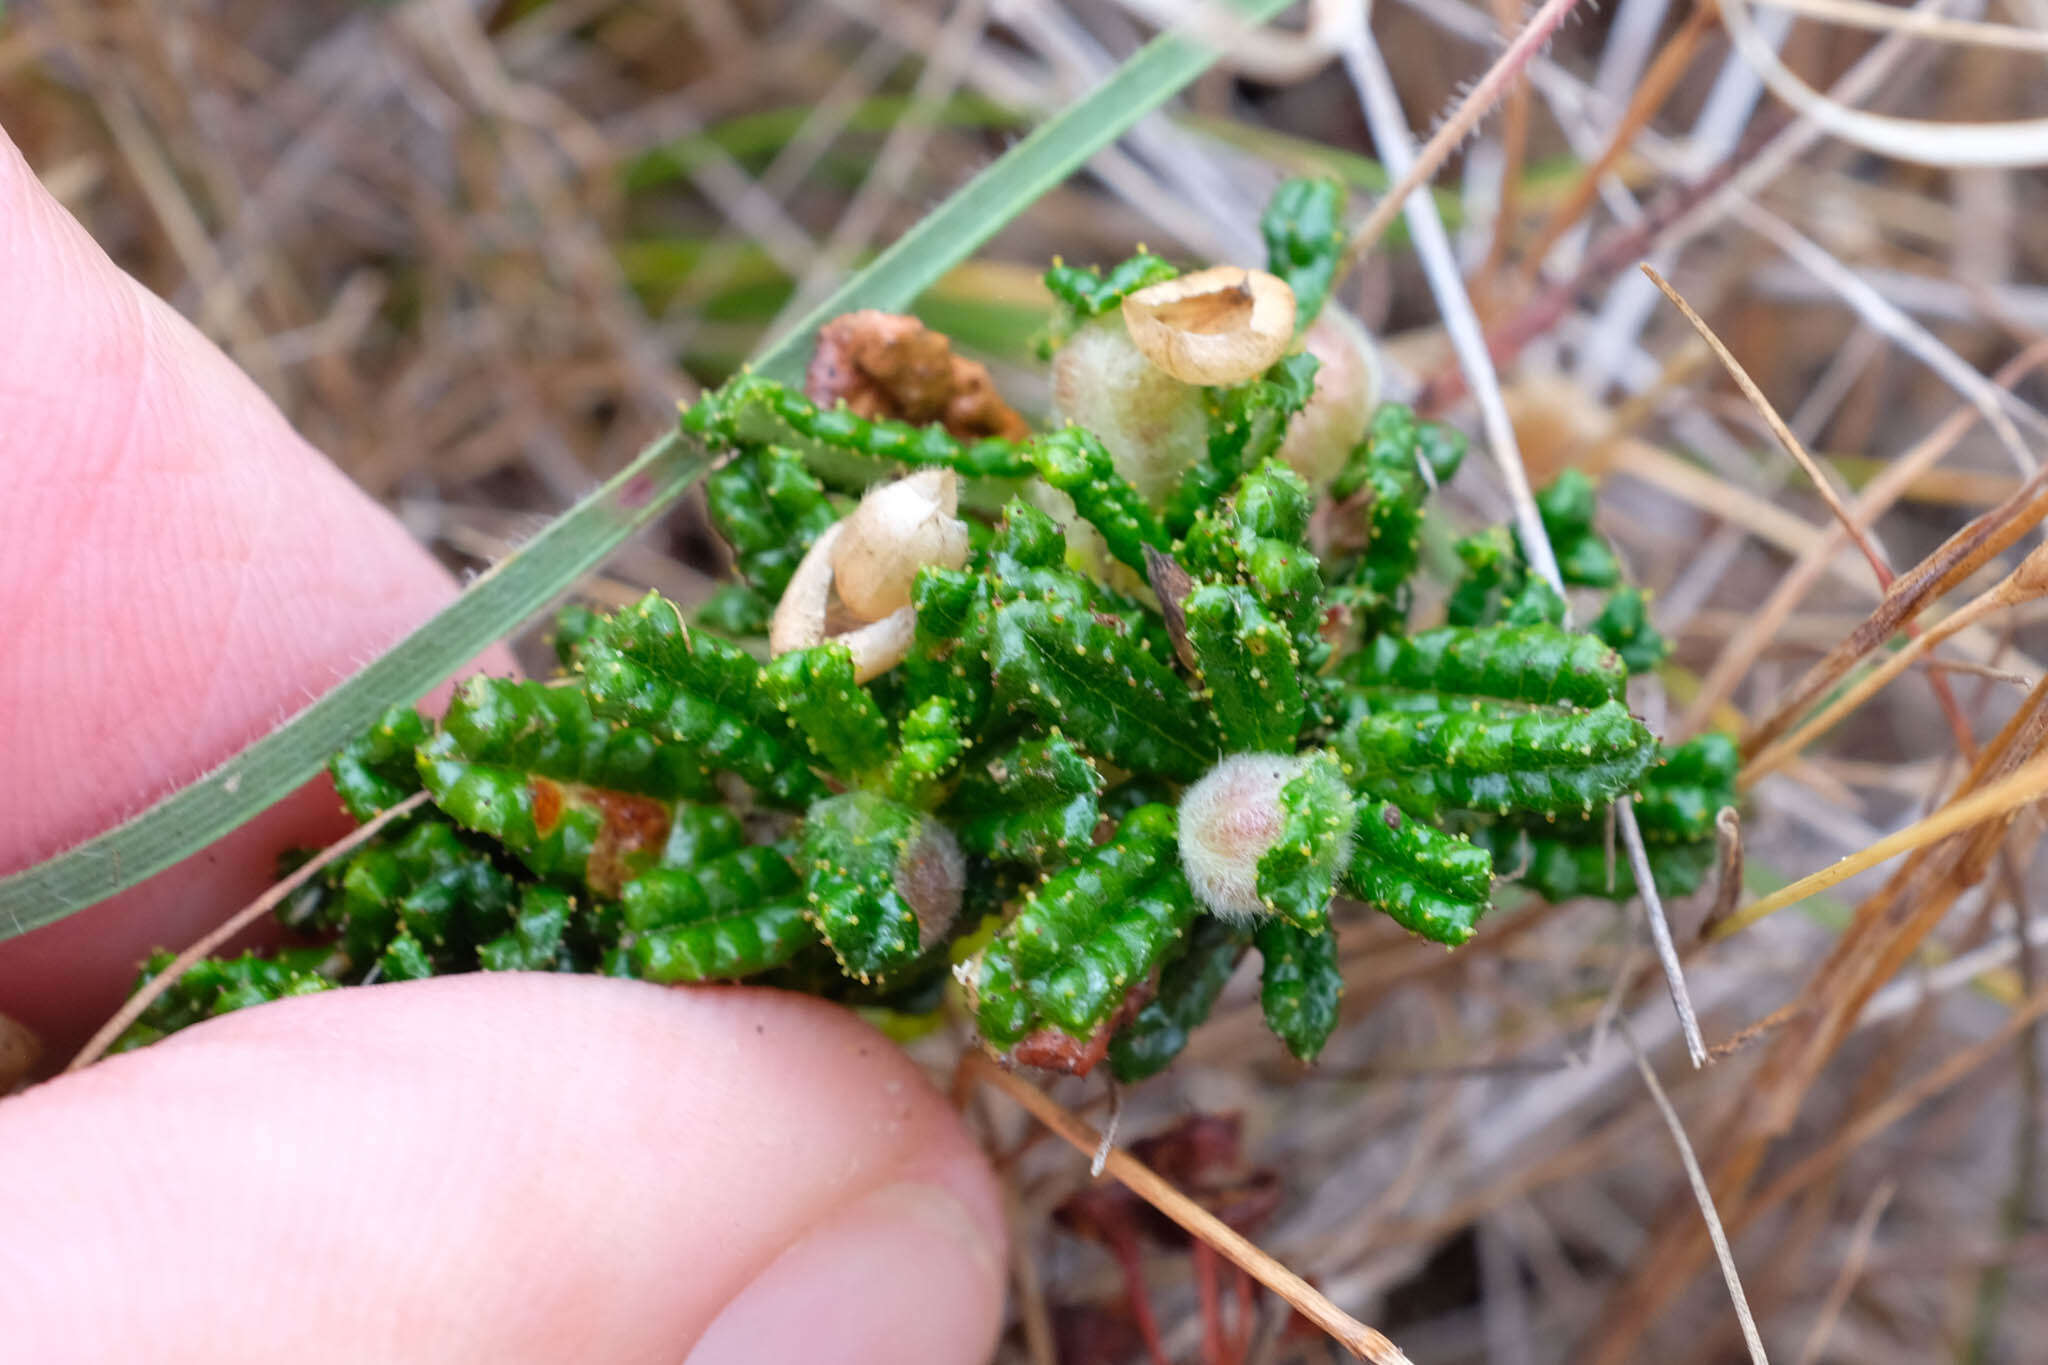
[0,433,709,941]
[0,0,1289,941]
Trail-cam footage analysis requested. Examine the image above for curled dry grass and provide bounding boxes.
[7,0,2048,1359]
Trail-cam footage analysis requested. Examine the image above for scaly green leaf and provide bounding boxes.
[1,0,1290,941]
[1256,919,1340,1061]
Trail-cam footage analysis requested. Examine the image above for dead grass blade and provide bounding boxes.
[1741,465,2048,759]
[1641,265,1888,576]
[1743,543,2048,786]
[966,1053,1413,1364]
[1585,676,2048,1363]
[1721,0,2048,167]
[1513,1,1720,296]
[1681,340,2048,739]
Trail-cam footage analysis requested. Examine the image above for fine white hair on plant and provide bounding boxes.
[1052,315,1211,505]
[1278,305,1382,491]
[1178,753,1352,921]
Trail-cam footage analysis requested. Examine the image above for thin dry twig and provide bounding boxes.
[67,791,431,1071]
[1641,265,1889,576]
[1743,543,2048,786]
[1754,0,2048,53]
[1791,1178,1894,1365]
[967,1053,1414,1364]
[1337,0,1588,283]
[1680,341,2048,739]
[1620,1021,1770,1365]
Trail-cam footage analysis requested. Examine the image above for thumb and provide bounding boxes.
[0,975,1007,1365]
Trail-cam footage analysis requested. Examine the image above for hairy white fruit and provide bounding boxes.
[831,468,969,621]
[1178,753,1342,921]
[1121,266,1296,387]
[1277,306,1381,491]
[1052,316,1209,506]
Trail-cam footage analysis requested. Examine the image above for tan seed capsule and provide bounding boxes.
[830,469,969,621]
[1120,266,1297,386]
[768,519,922,682]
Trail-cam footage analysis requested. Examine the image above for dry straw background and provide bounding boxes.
[4,0,2047,1360]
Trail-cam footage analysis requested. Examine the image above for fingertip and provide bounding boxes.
[0,976,1006,1363]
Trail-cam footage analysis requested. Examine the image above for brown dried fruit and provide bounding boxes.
[805,310,1030,441]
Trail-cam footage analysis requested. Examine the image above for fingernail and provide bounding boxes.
[685,1181,1005,1365]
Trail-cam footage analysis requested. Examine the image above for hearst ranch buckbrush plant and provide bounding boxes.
[114,180,1738,1080]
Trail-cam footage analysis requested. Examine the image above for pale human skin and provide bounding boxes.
[0,125,1005,1364]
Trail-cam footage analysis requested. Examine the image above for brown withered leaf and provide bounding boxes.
[805,310,1029,442]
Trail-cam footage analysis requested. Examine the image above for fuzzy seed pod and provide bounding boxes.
[1052,316,1209,506]
[898,815,967,949]
[831,468,970,621]
[1276,306,1380,490]
[1121,266,1296,387]
[1179,753,1352,922]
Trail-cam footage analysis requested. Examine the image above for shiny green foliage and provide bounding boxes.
[949,732,1102,863]
[1339,623,1627,712]
[1043,251,1178,328]
[1538,470,1622,587]
[971,805,1196,1044]
[113,946,340,1052]
[1025,426,1167,572]
[1345,801,1493,945]
[1166,352,1320,537]
[122,182,1719,1082]
[1256,920,1341,1062]
[1260,177,1346,329]
[627,847,816,982]
[416,678,704,892]
[578,592,821,806]
[331,705,431,821]
[478,886,575,972]
[1186,585,1305,753]
[1327,403,1465,628]
[705,445,838,604]
[1254,752,1356,932]
[1333,699,1657,820]
[1592,585,1669,674]
[686,371,1029,487]
[886,697,968,807]
[1108,918,1249,1082]
[764,643,893,777]
[1182,461,1324,659]
[990,599,1218,780]
[801,792,939,983]
[1449,473,1643,638]
[1471,732,1737,903]
[325,817,518,964]
[633,896,816,983]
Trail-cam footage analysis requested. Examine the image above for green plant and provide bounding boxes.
[109,180,1734,1077]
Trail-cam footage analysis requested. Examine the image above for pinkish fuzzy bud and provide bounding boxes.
[1177,753,1351,922]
